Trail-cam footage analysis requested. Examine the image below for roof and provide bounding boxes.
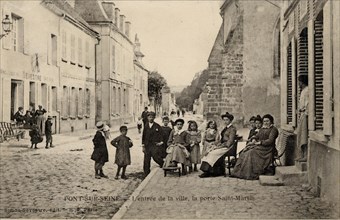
[42,0,98,36]
[73,0,110,22]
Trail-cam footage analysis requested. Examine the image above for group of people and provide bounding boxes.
[13,105,54,149]
[91,107,280,181]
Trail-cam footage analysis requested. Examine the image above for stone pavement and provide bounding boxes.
[0,124,154,219]
[118,168,339,219]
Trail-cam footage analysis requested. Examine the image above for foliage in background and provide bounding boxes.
[148,71,167,111]
[176,69,209,110]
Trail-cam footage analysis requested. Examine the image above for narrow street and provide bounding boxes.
[0,126,147,219]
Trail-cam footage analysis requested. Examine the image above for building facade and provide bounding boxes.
[279,0,339,204]
[74,0,147,126]
[0,0,97,133]
[206,0,281,128]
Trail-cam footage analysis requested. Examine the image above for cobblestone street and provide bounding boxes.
[0,126,148,219]
[121,168,339,219]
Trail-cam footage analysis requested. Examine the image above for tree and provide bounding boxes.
[148,71,167,114]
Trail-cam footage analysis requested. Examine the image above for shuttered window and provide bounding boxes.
[314,12,323,130]
[297,28,308,118]
[287,42,293,124]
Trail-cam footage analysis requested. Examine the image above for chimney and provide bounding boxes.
[102,1,115,22]
[115,8,120,28]
[125,21,131,38]
[120,15,125,33]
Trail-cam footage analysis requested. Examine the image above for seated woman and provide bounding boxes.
[163,118,191,175]
[247,116,256,140]
[199,112,237,178]
[231,114,279,180]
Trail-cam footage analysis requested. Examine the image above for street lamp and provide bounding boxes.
[0,15,12,39]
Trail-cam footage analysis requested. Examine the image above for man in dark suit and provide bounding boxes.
[142,111,164,176]
[141,107,149,125]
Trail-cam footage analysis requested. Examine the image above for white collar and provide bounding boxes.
[174,128,185,135]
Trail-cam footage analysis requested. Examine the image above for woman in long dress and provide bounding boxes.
[231,114,279,180]
[163,118,191,175]
[199,112,237,178]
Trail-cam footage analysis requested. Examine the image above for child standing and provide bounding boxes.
[187,121,201,172]
[45,116,54,149]
[161,116,173,159]
[91,122,110,179]
[29,124,43,149]
[111,126,133,179]
[137,117,143,134]
[201,120,220,157]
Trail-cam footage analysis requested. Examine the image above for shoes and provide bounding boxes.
[199,173,210,178]
[50,145,55,148]
[121,175,128,180]
[95,174,101,179]
[34,147,38,149]
[100,174,109,178]
[114,176,119,180]
[45,146,49,149]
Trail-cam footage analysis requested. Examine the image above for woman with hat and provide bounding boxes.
[200,112,237,178]
[163,118,191,175]
[91,122,110,179]
[231,114,279,180]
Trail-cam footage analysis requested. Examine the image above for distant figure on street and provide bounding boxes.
[181,109,185,117]
[142,111,164,176]
[161,116,172,159]
[296,75,309,162]
[170,109,177,128]
[91,122,110,179]
[29,124,43,149]
[141,107,149,125]
[35,105,47,135]
[137,117,143,134]
[111,126,133,180]
[45,116,54,149]
[13,107,25,125]
[177,109,180,117]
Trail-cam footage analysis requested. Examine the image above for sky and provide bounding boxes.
[116,0,223,87]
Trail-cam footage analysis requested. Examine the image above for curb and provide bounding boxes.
[112,168,160,219]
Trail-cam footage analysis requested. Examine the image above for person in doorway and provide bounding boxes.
[142,111,164,176]
[91,122,110,179]
[111,126,133,180]
[296,75,309,162]
[35,105,47,135]
[45,116,54,149]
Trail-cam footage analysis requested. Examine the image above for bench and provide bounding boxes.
[163,166,182,177]
[0,122,25,143]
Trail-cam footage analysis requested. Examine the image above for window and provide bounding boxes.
[70,34,76,64]
[78,37,82,66]
[273,20,281,78]
[79,88,83,116]
[70,87,77,117]
[85,40,89,67]
[11,14,24,53]
[52,86,57,112]
[111,45,115,73]
[314,11,324,130]
[41,83,48,110]
[62,30,67,61]
[62,86,68,116]
[112,87,116,114]
[118,87,121,114]
[51,34,57,66]
[297,28,308,114]
[86,88,91,116]
[29,82,36,108]
[286,42,293,124]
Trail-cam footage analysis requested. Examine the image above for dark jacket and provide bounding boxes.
[161,126,172,148]
[142,122,163,149]
[91,131,109,163]
[220,125,237,148]
[45,120,53,135]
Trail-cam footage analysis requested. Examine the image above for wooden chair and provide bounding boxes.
[163,166,181,177]
[224,135,242,176]
[0,122,24,142]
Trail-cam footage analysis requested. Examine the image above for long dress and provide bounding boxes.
[201,128,220,158]
[91,131,109,164]
[200,125,237,176]
[163,129,191,167]
[188,130,201,164]
[111,135,133,166]
[232,126,279,180]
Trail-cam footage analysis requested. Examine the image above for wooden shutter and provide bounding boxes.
[287,43,293,124]
[314,12,323,130]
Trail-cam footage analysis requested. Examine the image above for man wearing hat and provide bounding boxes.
[35,105,47,135]
[142,111,164,176]
[45,116,54,149]
[91,121,110,179]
